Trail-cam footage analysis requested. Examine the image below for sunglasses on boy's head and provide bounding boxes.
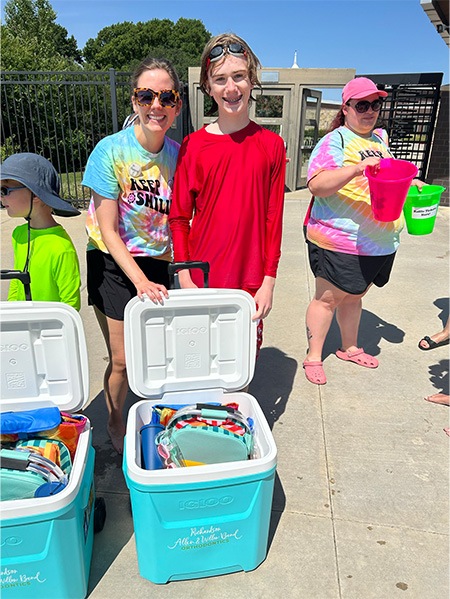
[0,185,26,197]
[133,88,180,108]
[207,42,247,64]
[346,99,383,113]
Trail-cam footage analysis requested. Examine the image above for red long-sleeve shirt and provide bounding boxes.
[169,121,286,290]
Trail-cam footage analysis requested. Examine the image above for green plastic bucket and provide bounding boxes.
[403,185,445,235]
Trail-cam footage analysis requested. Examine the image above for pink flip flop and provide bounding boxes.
[335,348,378,369]
[303,360,327,384]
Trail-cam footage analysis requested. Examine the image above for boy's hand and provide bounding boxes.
[178,269,198,289]
[252,276,275,320]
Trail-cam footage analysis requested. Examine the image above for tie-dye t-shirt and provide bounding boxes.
[306,126,403,256]
[82,126,179,259]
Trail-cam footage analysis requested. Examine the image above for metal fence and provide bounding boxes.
[1,70,192,209]
[368,72,443,181]
[1,69,443,207]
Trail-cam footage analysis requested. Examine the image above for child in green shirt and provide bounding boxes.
[1,153,81,310]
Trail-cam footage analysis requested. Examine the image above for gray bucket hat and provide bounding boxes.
[0,153,80,217]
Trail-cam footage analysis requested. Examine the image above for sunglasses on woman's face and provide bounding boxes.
[208,43,246,63]
[133,88,180,108]
[347,99,383,113]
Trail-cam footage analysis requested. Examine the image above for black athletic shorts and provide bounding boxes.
[86,249,170,321]
[307,241,396,295]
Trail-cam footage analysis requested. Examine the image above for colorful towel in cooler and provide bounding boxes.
[38,412,87,460]
[15,438,72,475]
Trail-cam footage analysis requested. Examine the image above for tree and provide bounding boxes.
[1,0,86,179]
[0,0,82,70]
[83,18,211,81]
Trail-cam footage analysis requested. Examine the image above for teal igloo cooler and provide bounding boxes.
[0,302,96,599]
[123,288,277,584]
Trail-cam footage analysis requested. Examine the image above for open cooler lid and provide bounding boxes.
[0,301,89,413]
[124,288,257,398]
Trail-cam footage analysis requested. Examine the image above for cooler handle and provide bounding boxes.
[0,269,32,301]
[196,404,235,418]
[168,261,209,289]
[0,448,30,471]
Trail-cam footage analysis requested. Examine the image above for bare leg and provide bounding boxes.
[424,393,450,406]
[335,291,367,353]
[305,277,347,362]
[94,306,128,454]
[442,317,449,338]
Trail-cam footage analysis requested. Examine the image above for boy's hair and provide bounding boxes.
[199,33,261,114]
[0,153,79,217]
[131,57,181,93]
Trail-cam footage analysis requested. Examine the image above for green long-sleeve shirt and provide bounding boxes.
[7,223,81,310]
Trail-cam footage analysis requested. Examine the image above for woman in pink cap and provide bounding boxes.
[302,77,422,385]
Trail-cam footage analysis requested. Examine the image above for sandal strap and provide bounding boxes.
[345,348,364,358]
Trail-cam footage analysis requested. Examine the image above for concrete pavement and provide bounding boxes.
[1,190,449,598]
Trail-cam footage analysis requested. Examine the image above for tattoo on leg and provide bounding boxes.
[307,326,312,340]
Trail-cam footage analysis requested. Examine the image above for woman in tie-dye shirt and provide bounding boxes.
[302,77,423,386]
[82,57,181,453]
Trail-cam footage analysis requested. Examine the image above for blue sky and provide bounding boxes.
[25,0,450,100]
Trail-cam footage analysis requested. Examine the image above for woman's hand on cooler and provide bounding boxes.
[93,192,169,304]
[136,279,169,303]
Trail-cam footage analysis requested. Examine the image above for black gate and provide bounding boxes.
[0,70,192,208]
[365,72,443,180]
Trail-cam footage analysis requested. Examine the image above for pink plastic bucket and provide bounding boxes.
[365,158,418,222]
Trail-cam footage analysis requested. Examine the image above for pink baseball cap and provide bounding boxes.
[342,77,388,104]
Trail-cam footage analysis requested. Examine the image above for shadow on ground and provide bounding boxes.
[85,391,135,594]
[434,296,449,329]
[249,346,298,429]
[428,359,449,395]
[267,472,286,551]
[424,296,449,394]
[322,308,405,360]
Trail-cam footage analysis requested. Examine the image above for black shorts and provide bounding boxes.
[307,241,396,295]
[86,249,170,320]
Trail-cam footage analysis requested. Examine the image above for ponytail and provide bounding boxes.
[328,108,345,132]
